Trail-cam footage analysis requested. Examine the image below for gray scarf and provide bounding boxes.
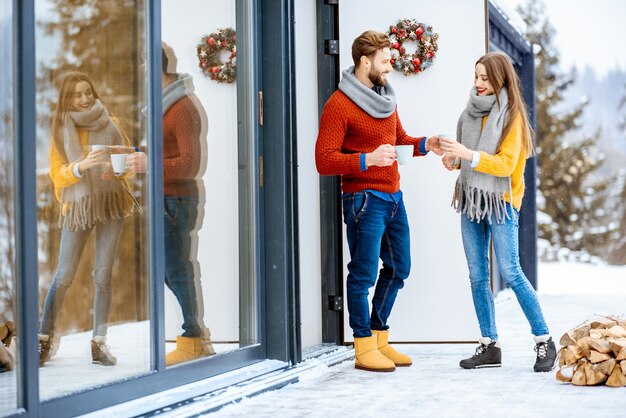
[59,100,133,231]
[163,73,195,115]
[452,87,513,224]
[338,66,396,118]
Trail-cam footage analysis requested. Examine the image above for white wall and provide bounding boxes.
[339,0,486,341]
[294,1,323,350]
[162,0,239,341]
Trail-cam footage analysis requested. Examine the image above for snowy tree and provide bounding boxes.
[608,85,626,265]
[517,0,612,258]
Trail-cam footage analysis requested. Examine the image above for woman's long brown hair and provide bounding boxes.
[51,71,102,161]
[476,52,534,158]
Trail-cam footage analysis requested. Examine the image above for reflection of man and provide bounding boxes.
[315,31,442,372]
[121,43,213,366]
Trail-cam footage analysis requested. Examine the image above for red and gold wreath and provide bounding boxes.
[387,19,439,76]
[197,28,237,83]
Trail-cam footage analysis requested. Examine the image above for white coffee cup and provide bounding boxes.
[395,145,414,165]
[111,153,130,175]
[90,144,108,152]
[439,133,454,142]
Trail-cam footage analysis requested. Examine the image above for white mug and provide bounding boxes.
[395,145,414,165]
[111,153,130,175]
[90,144,108,152]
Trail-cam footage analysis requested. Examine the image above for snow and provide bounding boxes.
[2,262,626,417]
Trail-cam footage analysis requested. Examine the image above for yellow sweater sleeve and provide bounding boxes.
[474,113,522,177]
[50,130,89,201]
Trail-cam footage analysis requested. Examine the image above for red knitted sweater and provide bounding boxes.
[163,96,204,196]
[315,90,426,193]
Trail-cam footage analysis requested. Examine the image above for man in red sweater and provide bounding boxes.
[123,44,214,366]
[316,30,442,372]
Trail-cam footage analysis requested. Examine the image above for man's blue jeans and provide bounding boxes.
[342,191,410,338]
[164,196,203,338]
[461,203,549,341]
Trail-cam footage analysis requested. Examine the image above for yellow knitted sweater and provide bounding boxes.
[472,112,526,210]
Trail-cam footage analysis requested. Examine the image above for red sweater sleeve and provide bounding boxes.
[163,99,202,180]
[395,113,427,156]
[315,96,362,175]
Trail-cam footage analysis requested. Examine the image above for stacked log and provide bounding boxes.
[556,316,626,387]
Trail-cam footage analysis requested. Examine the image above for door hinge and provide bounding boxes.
[325,39,339,55]
[259,156,264,188]
[328,295,343,311]
[258,90,263,126]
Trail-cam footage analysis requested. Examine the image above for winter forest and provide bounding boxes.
[1,0,626,325]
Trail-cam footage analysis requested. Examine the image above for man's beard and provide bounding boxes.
[368,67,387,87]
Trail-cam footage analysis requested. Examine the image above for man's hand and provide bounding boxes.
[366,144,397,167]
[425,136,443,156]
[442,154,456,171]
[126,152,148,174]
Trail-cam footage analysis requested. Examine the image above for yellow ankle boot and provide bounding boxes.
[353,335,395,372]
[166,336,213,366]
[372,330,412,367]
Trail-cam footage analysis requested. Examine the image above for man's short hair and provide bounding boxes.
[351,30,390,68]
[162,42,177,75]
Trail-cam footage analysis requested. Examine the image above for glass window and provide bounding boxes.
[35,0,151,399]
[161,0,258,366]
[0,0,18,414]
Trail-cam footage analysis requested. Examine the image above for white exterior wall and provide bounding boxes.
[294,0,323,350]
[338,0,487,341]
[162,0,239,341]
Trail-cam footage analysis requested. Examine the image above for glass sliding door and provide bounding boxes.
[160,0,258,366]
[0,0,18,414]
[35,0,152,399]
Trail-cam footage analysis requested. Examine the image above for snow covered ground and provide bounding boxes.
[206,262,626,418]
[2,261,625,417]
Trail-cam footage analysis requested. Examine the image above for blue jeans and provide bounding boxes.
[461,203,549,340]
[164,196,203,337]
[40,219,124,337]
[342,192,410,338]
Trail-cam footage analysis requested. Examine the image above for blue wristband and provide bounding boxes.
[419,137,428,155]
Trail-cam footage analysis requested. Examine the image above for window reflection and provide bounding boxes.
[161,0,257,364]
[0,0,17,413]
[36,0,150,399]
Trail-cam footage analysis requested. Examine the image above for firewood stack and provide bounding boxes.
[556,316,626,387]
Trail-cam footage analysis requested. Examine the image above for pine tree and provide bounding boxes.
[517,0,612,259]
[608,84,626,264]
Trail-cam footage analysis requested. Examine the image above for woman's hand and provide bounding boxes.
[77,149,109,175]
[439,137,473,161]
[442,154,457,171]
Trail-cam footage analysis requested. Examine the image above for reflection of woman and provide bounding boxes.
[440,52,557,372]
[38,72,135,367]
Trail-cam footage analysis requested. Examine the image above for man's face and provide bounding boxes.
[368,47,392,87]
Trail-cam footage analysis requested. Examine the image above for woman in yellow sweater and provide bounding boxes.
[39,72,135,367]
[440,52,557,372]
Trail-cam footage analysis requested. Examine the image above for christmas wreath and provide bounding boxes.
[387,19,439,76]
[196,27,237,83]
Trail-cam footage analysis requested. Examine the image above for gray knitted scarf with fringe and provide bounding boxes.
[162,73,195,114]
[452,86,513,224]
[338,66,396,118]
[59,100,133,231]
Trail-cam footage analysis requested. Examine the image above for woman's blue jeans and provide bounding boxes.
[164,196,203,338]
[40,219,124,337]
[461,204,549,341]
[342,191,410,338]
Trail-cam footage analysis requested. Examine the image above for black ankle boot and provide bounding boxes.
[534,337,557,372]
[460,339,502,369]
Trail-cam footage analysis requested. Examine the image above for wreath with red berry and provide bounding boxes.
[196,27,237,83]
[387,19,439,76]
